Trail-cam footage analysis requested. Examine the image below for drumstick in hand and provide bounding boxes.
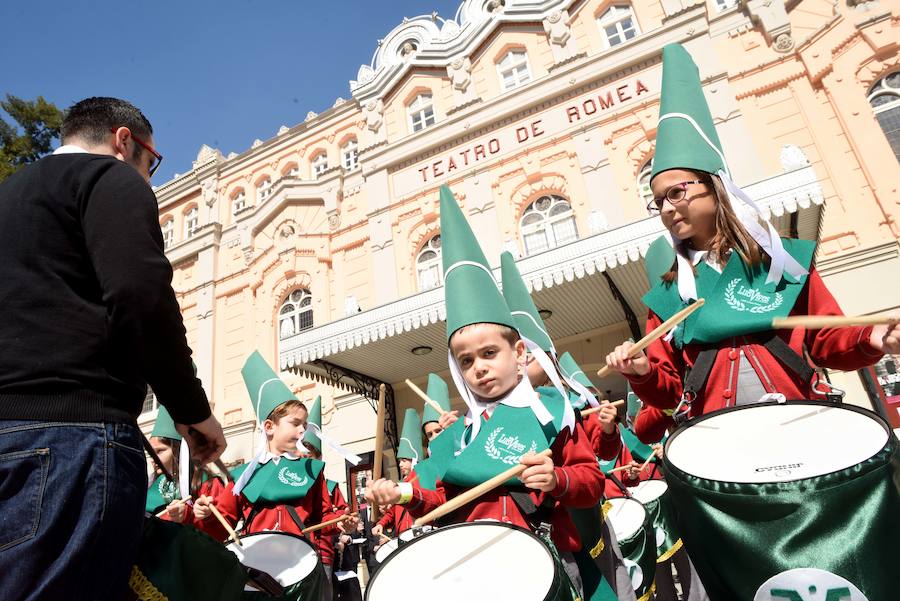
[405,379,446,417]
[579,400,625,417]
[414,449,553,527]
[772,314,899,329]
[302,512,359,534]
[371,384,386,523]
[597,299,705,378]
[639,453,655,472]
[208,502,242,548]
[154,495,192,518]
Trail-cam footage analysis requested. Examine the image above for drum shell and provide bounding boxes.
[662,401,900,601]
[607,498,656,599]
[365,522,573,601]
[629,482,682,562]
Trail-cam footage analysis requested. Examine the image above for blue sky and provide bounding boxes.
[1,0,461,182]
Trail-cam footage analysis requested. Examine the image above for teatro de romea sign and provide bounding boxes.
[391,72,656,197]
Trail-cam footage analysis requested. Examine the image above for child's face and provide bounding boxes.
[423,422,443,441]
[398,458,413,478]
[525,354,549,387]
[264,407,307,456]
[450,323,526,400]
[150,437,174,474]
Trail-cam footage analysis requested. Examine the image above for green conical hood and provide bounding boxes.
[645,235,676,285]
[558,352,594,390]
[241,350,298,422]
[500,251,553,352]
[397,408,423,461]
[422,373,451,425]
[151,405,182,441]
[651,44,726,182]
[306,395,322,452]
[440,185,517,340]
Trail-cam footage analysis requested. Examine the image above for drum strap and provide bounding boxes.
[242,506,261,534]
[508,490,555,532]
[285,506,307,532]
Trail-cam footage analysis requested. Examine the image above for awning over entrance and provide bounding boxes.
[281,165,824,389]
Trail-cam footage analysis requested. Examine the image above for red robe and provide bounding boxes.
[400,420,603,553]
[627,268,882,417]
[311,483,350,568]
[194,472,340,545]
[159,477,226,526]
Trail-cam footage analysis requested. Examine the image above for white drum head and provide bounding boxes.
[628,480,668,504]
[374,538,398,563]
[368,523,556,600]
[667,403,889,483]
[606,497,647,542]
[226,532,318,592]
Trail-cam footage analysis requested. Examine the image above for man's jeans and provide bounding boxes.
[0,420,148,601]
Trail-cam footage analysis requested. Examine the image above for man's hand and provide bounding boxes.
[193,494,215,521]
[176,414,226,464]
[519,451,557,493]
[365,478,401,507]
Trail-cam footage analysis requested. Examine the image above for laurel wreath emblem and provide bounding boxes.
[484,427,538,465]
[723,278,783,314]
[159,477,178,504]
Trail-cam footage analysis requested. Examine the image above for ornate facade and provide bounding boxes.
[145,0,900,490]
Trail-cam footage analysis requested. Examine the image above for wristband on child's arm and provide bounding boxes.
[397,482,414,505]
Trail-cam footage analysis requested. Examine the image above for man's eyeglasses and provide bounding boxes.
[646,180,708,214]
[110,127,163,178]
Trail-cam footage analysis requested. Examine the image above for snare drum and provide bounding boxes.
[226,531,325,601]
[365,522,575,601]
[628,480,682,561]
[373,528,416,563]
[663,401,900,601]
[605,497,656,599]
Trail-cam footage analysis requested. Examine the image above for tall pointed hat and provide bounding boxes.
[151,405,182,441]
[500,251,553,352]
[651,43,806,301]
[422,373,450,426]
[557,351,598,410]
[305,395,323,453]
[440,184,517,340]
[396,408,424,464]
[241,350,298,423]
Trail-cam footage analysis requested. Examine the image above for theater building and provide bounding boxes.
[144,0,900,491]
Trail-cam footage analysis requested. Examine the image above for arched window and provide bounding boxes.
[408,94,435,133]
[278,289,314,340]
[311,153,328,179]
[520,196,578,256]
[283,163,300,178]
[416,234,442,291]
[232,189,247,215]
[869,72,900,161]
[637,159,654,213]
[256,177,273,202]
[161,218,174,249]
[184,206,199,239]
[597,5,640,48]
[497,50,531,91]
[342,139,359,171]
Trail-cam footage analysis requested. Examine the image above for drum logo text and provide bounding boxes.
[754,463,803,473]
[484,427,538,465]
[278,467,309,487]
[725,279,784,314]
[754,569,868,601]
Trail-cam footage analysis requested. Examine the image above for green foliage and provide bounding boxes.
[0,94,63,182]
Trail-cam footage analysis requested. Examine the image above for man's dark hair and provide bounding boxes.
[61,97,153,154]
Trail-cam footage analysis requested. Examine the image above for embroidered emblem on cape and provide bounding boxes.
[277,466,309,487]
[484,427,537,465]
[724,278,783,314]
[754,568,868,601]
[158,477,177,504]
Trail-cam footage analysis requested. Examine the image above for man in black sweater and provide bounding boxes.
[0,97,225,601]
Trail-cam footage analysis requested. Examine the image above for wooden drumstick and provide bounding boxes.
[414,449,553,527]
[639,453,655,472]
[579,399,626,417]
[371,384,386,523]
[597,299,705,378]
[207,502,242,548]
[772,314,899,330]
[154,495,192,518]
[606,465,634,474]
[405,379,446,417]
[302,511,359,534]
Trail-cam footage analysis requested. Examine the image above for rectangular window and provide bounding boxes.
[342,144,359,171]
[409,95,436,133]
[498,51,532,92]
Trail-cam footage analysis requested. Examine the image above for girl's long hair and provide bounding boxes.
[661,173,764,283]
